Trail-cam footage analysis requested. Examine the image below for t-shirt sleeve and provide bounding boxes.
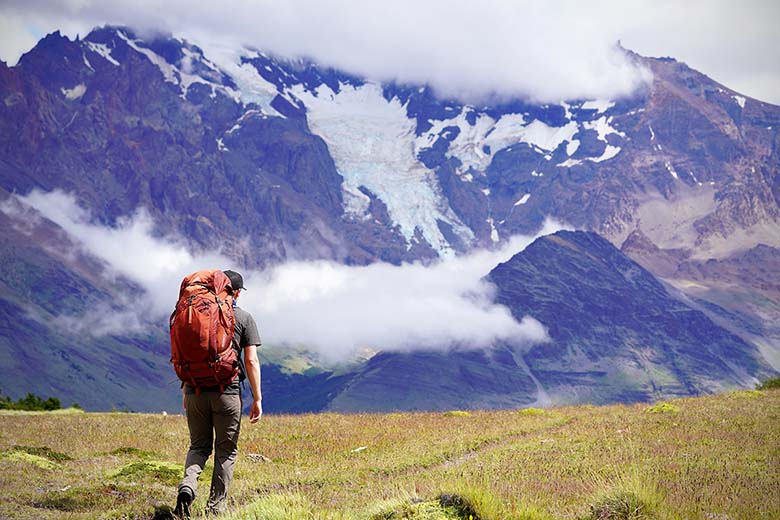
[240,312,262,348]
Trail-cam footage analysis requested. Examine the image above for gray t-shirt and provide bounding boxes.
[185,304,261,394]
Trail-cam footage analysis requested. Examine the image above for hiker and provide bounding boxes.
[171,269,262,518]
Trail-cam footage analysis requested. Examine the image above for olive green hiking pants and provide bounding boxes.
[179,392,242,514]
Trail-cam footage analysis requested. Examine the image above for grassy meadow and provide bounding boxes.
[0,390,778,519]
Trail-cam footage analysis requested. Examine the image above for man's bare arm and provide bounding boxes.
[244,345,262,423]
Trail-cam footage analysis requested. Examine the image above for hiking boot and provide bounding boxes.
[173,487,193,519]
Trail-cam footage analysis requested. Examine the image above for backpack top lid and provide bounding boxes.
[179,270,233,298]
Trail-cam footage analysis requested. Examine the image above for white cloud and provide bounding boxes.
[2,1,777,103]
[3,0,647,103]
[240,225,561,359]
[6,189,559,359]
[13,189,231,316]
[0,13,39,65]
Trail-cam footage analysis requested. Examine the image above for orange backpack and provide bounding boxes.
[170,270,239,391]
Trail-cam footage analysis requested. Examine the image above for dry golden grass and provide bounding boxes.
[0,391,778,519]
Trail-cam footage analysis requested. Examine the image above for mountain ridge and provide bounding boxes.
[0,25,778,411]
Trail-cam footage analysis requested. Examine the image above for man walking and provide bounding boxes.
[174,269,262,518]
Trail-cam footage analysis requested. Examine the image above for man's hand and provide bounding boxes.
[249,399,262,423]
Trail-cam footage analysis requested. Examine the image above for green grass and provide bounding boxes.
[0,406,85,416]
[0,391,778,519]
[109,460,184,485]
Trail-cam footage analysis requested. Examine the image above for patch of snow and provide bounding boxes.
[119,32,218,100]
[226,109,263,135]
[481,188,490,196]
[82,52,93,71]
[462,173,474,182]
[656,144,663,151]
[557,158,582,167]
[290,81,473,255]
[690,171,703,186]
[417,108,578,175]
[566,139,580,156]
[583,116,626,142]
[61,84,86,101]
[560,101,572,119]
[581,99,615,113]
[210,55,283,116]
[531,170,543,177]
[514,193,531,206]
[665,161,679,180]
[648,124,655,141]
[732,95,746,108]
[85,42,119,66]
[217,138,228,151]
[522,120,579,151]
[487,217,499,242]
[117,31,178,85]
[590,145,621,163]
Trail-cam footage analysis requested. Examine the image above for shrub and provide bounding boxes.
[644,402,679,414]
[518,408,545,416]
[0,391,62,411]
[12,445,71,462]
[585,467,663,520]
[443,410,471,417]
[756,376,780,390]
[109,461,183,485]
[2,450,61,470]
[35,484,132,512]
[438,493,481,519]
[587,489,655,519]
[731,390,763,399]
[370,497,463,520]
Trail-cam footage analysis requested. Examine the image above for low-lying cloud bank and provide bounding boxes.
[7,189,562,360]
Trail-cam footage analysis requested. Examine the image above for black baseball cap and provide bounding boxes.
[223,270,246,291]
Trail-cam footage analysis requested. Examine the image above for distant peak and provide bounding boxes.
[621,228,658,253]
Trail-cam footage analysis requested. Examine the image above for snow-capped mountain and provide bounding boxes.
[5,27,778,262]
[1,26,778,410]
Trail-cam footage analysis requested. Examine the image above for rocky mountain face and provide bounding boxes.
[0,196,177,411]
[1,26,778,411]
[321,231,773,412]
[489,230,772,404]
[622,228,780,371]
